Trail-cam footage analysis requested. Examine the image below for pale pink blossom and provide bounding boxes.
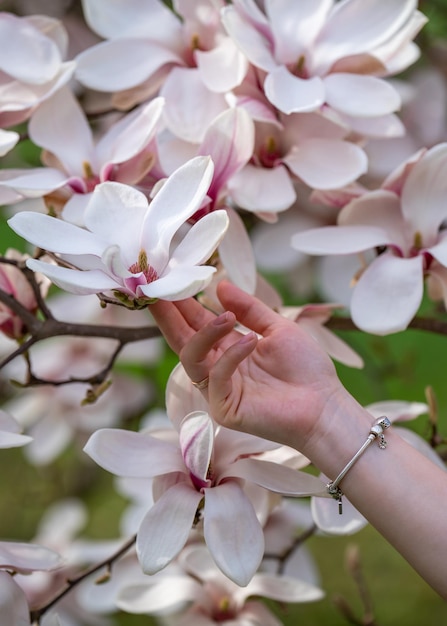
[0,89,164,224]
[292,143,447,334]
[0,409,32,448]
[8,156,229,304]
[117,544,324,624]
[0,12,75,127]
[84,363,327,586]
[221,0,426,126]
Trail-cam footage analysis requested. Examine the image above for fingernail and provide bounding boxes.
[239,331,257,344]
[213,311,231,326]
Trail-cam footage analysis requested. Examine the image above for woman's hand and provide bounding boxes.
[150,281,345,452]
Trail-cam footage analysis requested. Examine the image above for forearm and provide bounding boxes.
[302,389,447,599]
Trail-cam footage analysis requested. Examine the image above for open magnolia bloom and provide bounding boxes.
[221,0,426,124]
[117,544,324,624]
[292,143,447,334]
[84,364,327,587]
[8,156,229,305]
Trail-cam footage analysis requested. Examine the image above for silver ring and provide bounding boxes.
[191,376,209,390]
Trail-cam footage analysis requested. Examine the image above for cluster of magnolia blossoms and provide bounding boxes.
[0,0,445,623]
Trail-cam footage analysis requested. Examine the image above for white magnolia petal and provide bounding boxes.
[0,571,30,626]
[311,489,367,535]
[137,483,203,574]
[203,481,264,586]
[96,97,164,166]
[228,164,296,213]
[0,169,68,196]
[0,14,61,84]
[8,212,106,255]
[141,156,214,267]
[0,130,19,156]
[117,576,201,614]
[83,181,148,264]
[396,426,446,471]
[76,39,182,91]
[313,0,417,72]
[29,87,93,176]
[84,428,184,477]
[179,411,214,483]
[324,74,401,117]
[301,321,363,369]
[241,572,324,603]
[224,458,328,496]
[139,265,216,301]
[351,253,424,335]
[0,430,32,448]
[61,192,91,226]
[264,66,325,114]
[196,37,248,92]
[199,107,254,191]
[291,225,391,255]
[25,259,119,295]
[169,210,230,267]
[82,0,182,39]
[401,143,447,242]
[427,239,447,268]
[0,541,62,572]
[161,67,227,143]
[284,138,367,190]
[166,363,209,432]
[221,6,277,72]
[265,0,332,63]
[218,207,257,294]
[366,400,428,423]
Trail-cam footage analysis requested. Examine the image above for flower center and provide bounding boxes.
[128,249,158,283]
[259,136,281,168]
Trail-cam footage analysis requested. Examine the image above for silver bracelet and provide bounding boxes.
[327,416,391,515]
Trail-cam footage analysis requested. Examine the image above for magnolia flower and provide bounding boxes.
[75,0,247,105]
[0,129,19,156]
[292,143,447,334]
[117,544,324,624]
[0,12,75,127]
[221,0,426,124]
[8,156,229,304]
[0,89,164,224]
[84,364,327,586]
[0,540,62,626]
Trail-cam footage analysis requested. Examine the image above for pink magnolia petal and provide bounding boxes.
[241,572,324,603]
[228,164,296,213]
[84,428,184,477]
[218,207,257,294]
[0,571,30,626]
[96,97,164,166]
[264,66,325,114]
[169,210,230,267]
[396,426,446,471]
[179,411,214,484]
[366,400,428,423]
[324,74,401,117]
[0,541,62,572]
[160,67,228,143]
[199,108,255,197]
[284,138,367,190]
[223,458,328,496]
[351,253,424,334]
[221,5,277,72]
[29,87,93,177]
[300,320,363,369]
[137,482,203,574]
[196,37,248,92]
[0,168,68,196]
[0,130,19,156]
[203,481,264,586]
[401,143,447,243]
[166,363,209,432]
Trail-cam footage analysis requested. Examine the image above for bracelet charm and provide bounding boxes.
[327,416,391,515]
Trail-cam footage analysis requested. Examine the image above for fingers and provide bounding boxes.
[217,280,281,337]
[180,311,236,383]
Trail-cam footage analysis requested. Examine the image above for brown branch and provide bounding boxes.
[326,315,447,335]
[29,534,137,624]
[263,523,317,574]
